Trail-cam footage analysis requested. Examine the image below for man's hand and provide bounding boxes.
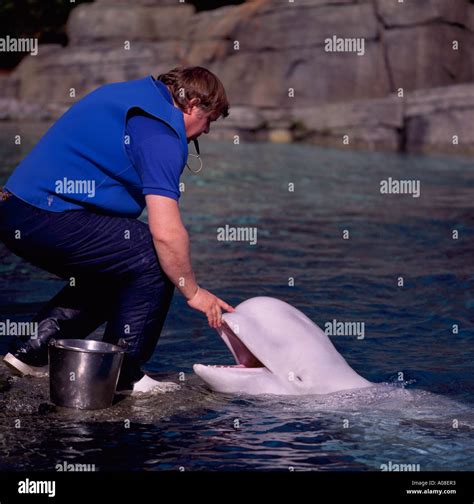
[187,287,235,328]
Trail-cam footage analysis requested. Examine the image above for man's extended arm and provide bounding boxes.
[146,194,234,327]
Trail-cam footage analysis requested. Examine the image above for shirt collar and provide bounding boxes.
[152,78,173,105]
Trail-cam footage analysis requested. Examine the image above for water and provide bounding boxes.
[1,134,473,471]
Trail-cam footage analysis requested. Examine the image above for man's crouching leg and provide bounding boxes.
[105,259,180,395]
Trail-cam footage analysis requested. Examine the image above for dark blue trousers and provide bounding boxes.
[0,194,175,387]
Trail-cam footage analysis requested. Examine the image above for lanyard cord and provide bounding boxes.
[186,139,203,174]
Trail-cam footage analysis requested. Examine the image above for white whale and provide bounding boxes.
[193,296,373,395]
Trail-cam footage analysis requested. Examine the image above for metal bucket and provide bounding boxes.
[49,339,125,410]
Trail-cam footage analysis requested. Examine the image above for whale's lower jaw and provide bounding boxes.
[193,364,290,395]
[193,364,374,396]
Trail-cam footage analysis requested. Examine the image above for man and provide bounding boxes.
[0,66,235,394]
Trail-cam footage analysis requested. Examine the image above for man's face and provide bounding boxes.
[183,103,217,143]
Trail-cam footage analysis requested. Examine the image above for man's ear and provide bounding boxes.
[183,98,200,116]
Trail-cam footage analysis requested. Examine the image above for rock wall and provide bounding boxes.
[1,0,474,155]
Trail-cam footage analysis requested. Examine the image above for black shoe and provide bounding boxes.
[3,319,60,377]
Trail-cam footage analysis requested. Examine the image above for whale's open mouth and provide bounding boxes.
[203,320,266,370]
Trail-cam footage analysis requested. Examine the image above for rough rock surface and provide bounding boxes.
[1,0,473,155]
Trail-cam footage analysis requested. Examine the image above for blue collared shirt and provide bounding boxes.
[5,76,187,216]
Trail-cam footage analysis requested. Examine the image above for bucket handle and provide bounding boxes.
[48,338,127,352]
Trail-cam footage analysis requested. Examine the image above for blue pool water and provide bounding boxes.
[0,137,473,471]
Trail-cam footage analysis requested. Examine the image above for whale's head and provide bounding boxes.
[193,296,372,395]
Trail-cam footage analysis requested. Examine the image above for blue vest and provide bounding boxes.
[5,76,188,217]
